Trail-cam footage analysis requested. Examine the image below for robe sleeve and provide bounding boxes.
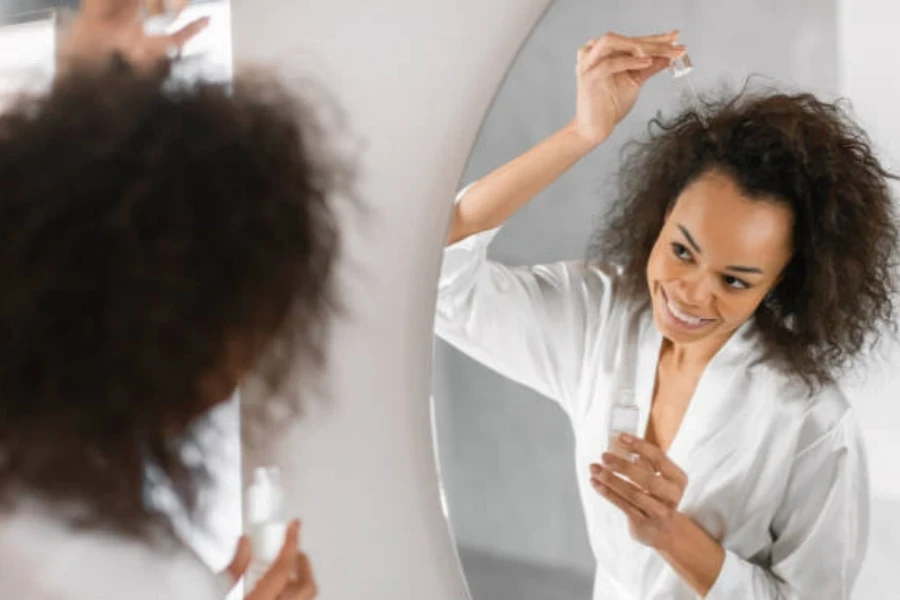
[434,185,621,418]
[705,412,868,599]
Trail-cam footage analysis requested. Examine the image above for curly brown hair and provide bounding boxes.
[591,89,899,390]
[0,60,348,536]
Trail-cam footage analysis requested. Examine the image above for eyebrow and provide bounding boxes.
[676,224,765,275]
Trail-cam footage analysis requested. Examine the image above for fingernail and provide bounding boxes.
[590,463,601,474]
[620,433,634,444]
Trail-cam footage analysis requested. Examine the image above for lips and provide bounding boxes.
[659,287,715,330]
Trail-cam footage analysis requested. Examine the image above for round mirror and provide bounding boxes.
[431,1,897,599]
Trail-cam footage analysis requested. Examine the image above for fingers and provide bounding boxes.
[224,535,252,584]
[591,465,667,520]
[249,520,302,599]
[82,0,141,19]
[631,57,674,86]
[580,32,685,73]
[598,453,652,491]
[593,478,644,521]
[166,15,211,50]
[143,0,189,18]
[618,434,688,487]
[633,29,680,43]
[598,453,682,507]
[142,0,167,16]
[597,55,655,77]
[293,548,315,587]
[590,468,647,521]
[279,553,318,600]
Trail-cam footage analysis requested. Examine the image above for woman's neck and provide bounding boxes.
[662,332,732,371]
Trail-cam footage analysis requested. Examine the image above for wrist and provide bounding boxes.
[655,511,688,556]
[564,119,607,151]
[656,512,726,597]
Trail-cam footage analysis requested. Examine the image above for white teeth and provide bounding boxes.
[667,299,704,326]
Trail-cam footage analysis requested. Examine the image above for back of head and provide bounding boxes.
[0,61,345,536]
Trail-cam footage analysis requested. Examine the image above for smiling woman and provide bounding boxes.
[592,91,897,389]
[435,28,898,600]
[646,171,795,343]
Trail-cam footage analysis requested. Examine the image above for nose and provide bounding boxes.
[674,271,713,308]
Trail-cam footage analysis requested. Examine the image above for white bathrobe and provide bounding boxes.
[435,217,869,599]
[0,498,231,600]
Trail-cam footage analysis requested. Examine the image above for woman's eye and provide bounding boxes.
[723,275,749,290]
[671,242,691,261]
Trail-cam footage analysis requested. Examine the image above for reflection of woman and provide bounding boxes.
[0,2,340,599]
[436,30,897,599]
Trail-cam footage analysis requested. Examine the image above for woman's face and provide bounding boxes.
[646,169,794,348]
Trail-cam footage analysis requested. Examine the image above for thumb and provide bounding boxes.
[224,535,253,584]
[632,57,672,86]
[166,16,211,50]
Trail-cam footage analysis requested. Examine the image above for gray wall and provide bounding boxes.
[433,0,839,579]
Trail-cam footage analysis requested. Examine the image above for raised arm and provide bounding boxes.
[448,31,685,244]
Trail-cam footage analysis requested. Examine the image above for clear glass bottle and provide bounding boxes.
[670,53,694,78]
[608,390,639,462]
[245,467,287,588]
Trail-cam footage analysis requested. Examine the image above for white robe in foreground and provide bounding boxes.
[435,218,869,599]
[0,498,230,600]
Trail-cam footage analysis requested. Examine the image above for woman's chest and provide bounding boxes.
[644,368,702,453]
[573,373,795,548]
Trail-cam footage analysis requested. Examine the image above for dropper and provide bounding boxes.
[670,49,708,127]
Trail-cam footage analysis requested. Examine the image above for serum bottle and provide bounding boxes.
[608,389,639,462]
[245,467,288,589]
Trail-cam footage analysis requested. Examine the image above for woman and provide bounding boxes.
[436,30,897,599]
[0,2,341,598]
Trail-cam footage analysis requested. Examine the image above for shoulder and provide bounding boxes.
[532,261,647,326]
[0,501,227,600]
[794,382,858,454]
[537,261,638,306]
[749,363,857,454]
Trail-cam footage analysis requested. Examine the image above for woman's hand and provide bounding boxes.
[224,520,318,600]
[574,31,685,145]
[141,0,190,17]
[59,0,209,73]
[590,433,689,550]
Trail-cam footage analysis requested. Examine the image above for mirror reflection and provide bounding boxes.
[432,2,898,599]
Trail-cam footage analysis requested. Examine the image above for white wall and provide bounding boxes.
[230,1,550,599]
[837,0,900,503]
[836,2,900,596]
